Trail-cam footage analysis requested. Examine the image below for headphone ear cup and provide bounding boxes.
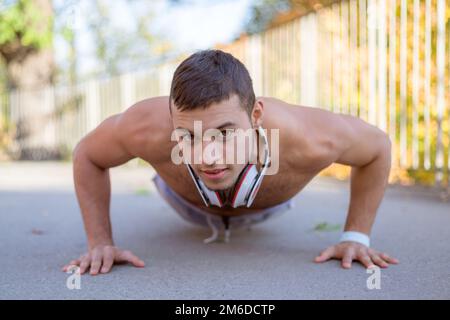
[246,176,263,207]
[209,190,224,207]
[231,165,258,208]
[197,179,224,207]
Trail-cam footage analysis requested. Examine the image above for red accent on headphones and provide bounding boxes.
[231,164,254,207]
[215,191,223,206]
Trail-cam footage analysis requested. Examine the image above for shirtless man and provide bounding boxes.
[62,49,399,276]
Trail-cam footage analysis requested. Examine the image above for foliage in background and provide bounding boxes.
[0,0,54,159]
[83,0,174,80]
[53,0,175,84]
[0,0,176,158]
[0,0,52,50]
[0,0,54,91]
[227,0,450,188]
[245,0,340,34]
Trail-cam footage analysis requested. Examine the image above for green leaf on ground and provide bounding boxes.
[135,188,150,196]
[313,222,341,232]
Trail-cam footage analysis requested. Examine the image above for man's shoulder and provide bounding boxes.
[116,96,174,162]
[261,97,343,172]
[260,96,310,150]
[122,95,170,120]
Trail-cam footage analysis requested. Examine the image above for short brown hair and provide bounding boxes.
[169,49,255,116]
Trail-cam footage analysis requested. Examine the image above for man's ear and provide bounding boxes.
[251,99,264,127]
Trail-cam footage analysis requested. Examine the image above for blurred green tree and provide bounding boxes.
[0,0,54,158]
[0,0,54,90]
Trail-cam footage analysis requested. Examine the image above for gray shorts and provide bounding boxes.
[152,174,295,243]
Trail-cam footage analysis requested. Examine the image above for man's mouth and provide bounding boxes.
[200,168,228,180]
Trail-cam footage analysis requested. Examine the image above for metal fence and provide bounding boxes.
[217,0,449,186]
[0,63,178,160]
[0,0,449,186]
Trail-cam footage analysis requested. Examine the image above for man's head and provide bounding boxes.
[169,49,264,191]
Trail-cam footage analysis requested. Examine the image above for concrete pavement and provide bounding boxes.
[0,162,449,299]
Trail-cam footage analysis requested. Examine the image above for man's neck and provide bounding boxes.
[218,185,237,207]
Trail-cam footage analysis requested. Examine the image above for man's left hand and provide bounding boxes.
[314,242,399,269]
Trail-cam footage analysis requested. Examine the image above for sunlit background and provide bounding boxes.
[0,0,449,188]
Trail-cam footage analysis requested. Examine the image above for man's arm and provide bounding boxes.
[331,114,392,236]
[72,114,132,249]
[63,113,146,275]
[63,98,166,275]
[297,108,399,269]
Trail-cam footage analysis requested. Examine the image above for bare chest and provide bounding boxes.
[151,160,317,217]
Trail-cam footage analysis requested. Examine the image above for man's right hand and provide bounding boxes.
[62,245,145,275]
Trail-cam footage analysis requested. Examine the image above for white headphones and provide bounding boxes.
[185,126,270,208]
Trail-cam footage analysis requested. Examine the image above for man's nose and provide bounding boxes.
[201,140,222,165]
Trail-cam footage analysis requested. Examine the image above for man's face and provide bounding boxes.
[171,94,259,191]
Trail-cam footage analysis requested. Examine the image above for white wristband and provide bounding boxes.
[340,231,370,247]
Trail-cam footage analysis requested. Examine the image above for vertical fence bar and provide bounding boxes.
[291,21,297,104]
[424,0,432,170]
[359,0,368,120]
[300,17,307,105]
[435,0,446,185]
[411,0,420,169]
[266,29,272,97]
[325,6,334,110]
[253,34,263,97]
[284,23,291,102]
[350,0,358,116]
[338,2,342,112]
[285,23,292,103]
[288,22,294,103]
[267,29,273,97]
[447,8,450,183]
[341,0,349,114]
[326,7,334,111]
[332,3,340,113]
[389,0,397,164]
[329,4,338,112]
[367,0,377,125]
[276,25,281,98]
[310,14,318,107]
[85,80,100,132]
[120,73,136,111]
[295,19,302,105]
[273,28,278,97]
[377,0,387,132]
[317,10,324,108]
[265,30,269,97]
[399,0,408,167]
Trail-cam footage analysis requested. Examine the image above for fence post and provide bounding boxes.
[120,73,136,111]
[388,0,397,172]
[349,0,358,116]
[377,0,387,132]
[411,0,420,169]
[435,0,446,187]
[367,0,377,126]
[299,14,318,107]
[399,0,408,167]
[359,0,367,121]
[85,80,101,132]
[424,0,432,170]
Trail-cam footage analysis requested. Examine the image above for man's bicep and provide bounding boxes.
[332,114,390,167]
[74,114,136,169]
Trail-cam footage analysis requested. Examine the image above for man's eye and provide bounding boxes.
[220,129,234,139]
[179,134,194,142]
